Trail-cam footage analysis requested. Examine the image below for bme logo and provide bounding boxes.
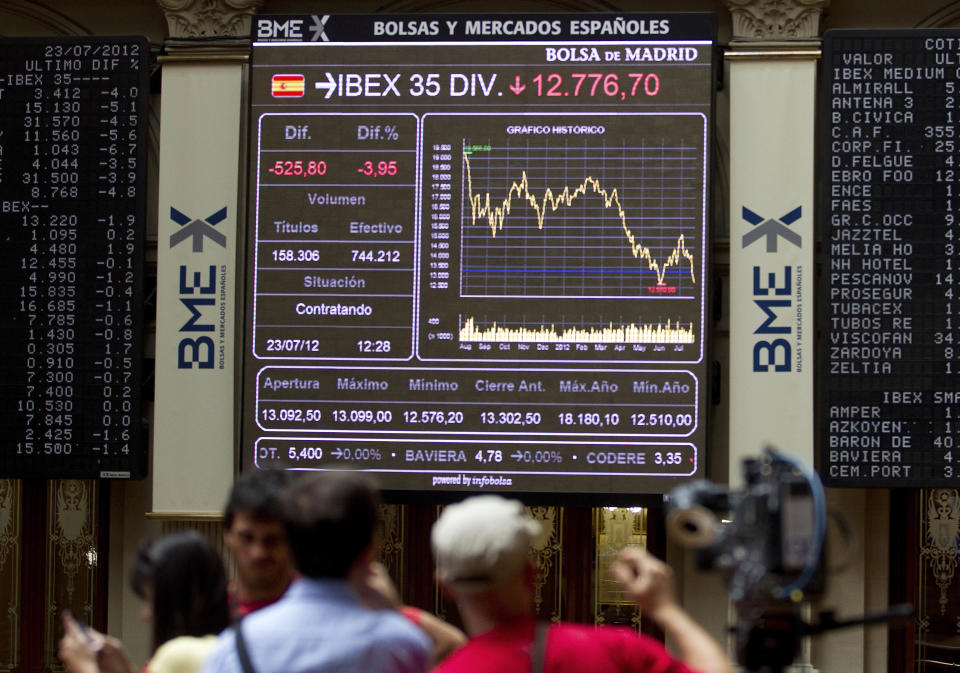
[170,207,227,370]
[741,206,802,373]
[256,15,329,41]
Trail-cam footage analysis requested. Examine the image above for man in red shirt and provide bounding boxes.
[223,470,297,618]
[430,495,733,673]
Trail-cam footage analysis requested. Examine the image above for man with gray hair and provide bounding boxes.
[431,494,732,673]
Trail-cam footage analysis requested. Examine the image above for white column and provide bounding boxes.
[725,2,827,671]
[151,0,259,516]
[727,51,817,481]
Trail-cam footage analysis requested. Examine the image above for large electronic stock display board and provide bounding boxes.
[0,37,147,479]
[245,13,714,496]
[822,30,960,487]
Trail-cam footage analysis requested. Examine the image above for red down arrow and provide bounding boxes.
[508,75,526,94]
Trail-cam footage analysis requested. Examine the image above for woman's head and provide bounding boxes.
[131,530,229,649]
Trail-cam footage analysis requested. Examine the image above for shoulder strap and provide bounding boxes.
[531,621,548,673]
[234,619,257,673]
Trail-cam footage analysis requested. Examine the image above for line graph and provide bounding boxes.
[463,151,696,288]
[419,113,708,358]
[455,120,705,300]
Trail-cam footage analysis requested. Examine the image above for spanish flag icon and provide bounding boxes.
[271,74,305,97]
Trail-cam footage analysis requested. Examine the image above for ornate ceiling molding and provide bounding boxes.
[373,0,618,11]
[917,1,960,28]
[0,0,90,36]
[723,0,829,41]
[156,0,263,40]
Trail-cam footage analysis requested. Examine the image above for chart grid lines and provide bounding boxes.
[458,134,704,299]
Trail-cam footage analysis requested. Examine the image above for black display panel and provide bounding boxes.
[0,37,148,478]
[245,14,714,496]
[821,29,960,487]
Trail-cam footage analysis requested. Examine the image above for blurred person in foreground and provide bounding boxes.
[430,495,733,673]
[222,470,297,618]
[201,471,431,673]
[221,468,464,662]
[59,530,230,673]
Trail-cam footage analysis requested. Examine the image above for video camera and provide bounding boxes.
[667,447,911,673]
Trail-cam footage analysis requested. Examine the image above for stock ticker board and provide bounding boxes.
[0,37,147,478]
[822,30,960,487]
[244,14,714,496]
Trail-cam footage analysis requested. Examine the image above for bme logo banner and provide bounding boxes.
[727,57,815,469]
[169,206,229,370]
[741,206,804,373]
[152,61,240,513]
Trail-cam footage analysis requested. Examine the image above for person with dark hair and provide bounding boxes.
[281,468,379,578]
[221,469,297,618]
[224,468,463,662]
[132,531,231,656]
[200,471,431,673]
[59,530,231,673]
